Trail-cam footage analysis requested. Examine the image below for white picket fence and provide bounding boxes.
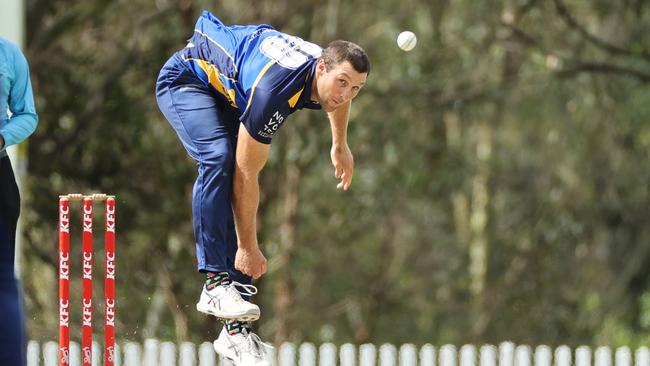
[27,340,650,366]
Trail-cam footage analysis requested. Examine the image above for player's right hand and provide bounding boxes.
[234,246,268,279]
[331,143,354,190]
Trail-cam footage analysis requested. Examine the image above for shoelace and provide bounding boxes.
[206,282,258,305]
[223,282,258,304]
[231,281,258,296]
[230,331,272,360]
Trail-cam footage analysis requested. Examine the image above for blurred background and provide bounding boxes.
[4,0,650,349]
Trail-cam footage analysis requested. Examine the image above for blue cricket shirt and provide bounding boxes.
[179,11,322,144]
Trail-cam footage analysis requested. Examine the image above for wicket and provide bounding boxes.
[59,194,116,366]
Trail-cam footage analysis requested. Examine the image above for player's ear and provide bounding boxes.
[316,58,327,74]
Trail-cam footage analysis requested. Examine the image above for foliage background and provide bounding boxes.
[18,0,650,348]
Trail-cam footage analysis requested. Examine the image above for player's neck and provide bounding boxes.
[310,71,320,103]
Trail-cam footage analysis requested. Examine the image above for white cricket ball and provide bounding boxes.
[397,31,417,51]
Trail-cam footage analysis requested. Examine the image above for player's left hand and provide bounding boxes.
[331,143,354,190]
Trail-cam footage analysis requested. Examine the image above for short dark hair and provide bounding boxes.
[321,40,371,75]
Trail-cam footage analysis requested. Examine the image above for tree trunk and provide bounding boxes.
[469,120,492,297]
[446,111,471,249]
[273,164,301,344]
[471,0,526,338]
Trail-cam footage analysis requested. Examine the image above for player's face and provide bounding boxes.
[314,59,367,112]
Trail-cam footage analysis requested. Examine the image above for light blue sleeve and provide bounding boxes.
[0,43,38,151]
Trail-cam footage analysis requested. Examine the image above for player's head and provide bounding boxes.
[321,40,371,75]
[313,40,370,112]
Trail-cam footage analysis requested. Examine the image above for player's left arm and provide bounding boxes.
[328,100,354,190]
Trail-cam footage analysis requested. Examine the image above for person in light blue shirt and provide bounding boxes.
[0,37,38,366]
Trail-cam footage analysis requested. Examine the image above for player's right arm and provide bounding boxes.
[232,123,271,279]
[0,42,38,152]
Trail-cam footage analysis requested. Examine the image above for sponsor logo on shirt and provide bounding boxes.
[260,110,285,138]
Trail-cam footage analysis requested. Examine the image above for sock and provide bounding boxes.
[225,320,251,335]
[206,271,231,290]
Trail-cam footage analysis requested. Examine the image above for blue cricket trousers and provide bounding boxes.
[155,53,251,285]
[0,155,26,366]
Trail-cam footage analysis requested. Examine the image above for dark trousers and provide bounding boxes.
[0,156,25,366]
[155,53,251,286]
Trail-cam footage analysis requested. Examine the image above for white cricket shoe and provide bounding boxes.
[213,327,274,366]
[196,282,260,321]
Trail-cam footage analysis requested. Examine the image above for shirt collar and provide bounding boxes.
[297,60,321,110]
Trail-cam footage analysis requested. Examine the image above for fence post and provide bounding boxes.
[360,344,377,366]
[198,342,215,366]
[535,346,552,366]
[340,343,356,366]
[123,342,141,366]
[179,342,196,366]
[27,340,40,366]
[159,342,176,366]
[576,346,591,366]
[615,347,631,366]
[379,343,397,366]
[44,341,59,366]
[319,343,337,366]
[441,345,457,366]
[555,345,572,366]
[160,341,176,366]
[595,347,612,366]
[70,341,80,366]
[400,344,417,366]
[500,342,515,366]
[92,340,101,366]
[268,344,277,366]
[299,343,317,366]
[280,342,296,366]
[114,343,121,366]
[480,345,496,366]
[515,345,531,366]
[143,339,159,366]
[460,345,477,366]
[420,344,436,366]
[635,347,650,366]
